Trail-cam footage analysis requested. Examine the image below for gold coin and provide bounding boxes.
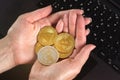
[37,46,59,66]
[54,33,75,54]
[37,26,57,46]
[35,42,43,54]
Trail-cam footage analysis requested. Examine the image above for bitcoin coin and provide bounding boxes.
[35,42,43,54]
[54,33,75,54]
[37,46,59,65]
[37,26,57,46]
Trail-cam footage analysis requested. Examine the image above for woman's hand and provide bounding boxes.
[6,6,52,65]
[0,6,52,73]
[29,12,95,80]
[0,5,85,73]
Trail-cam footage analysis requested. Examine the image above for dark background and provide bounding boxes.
[0,0,120,80]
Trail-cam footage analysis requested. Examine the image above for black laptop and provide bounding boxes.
[0,0,120,80]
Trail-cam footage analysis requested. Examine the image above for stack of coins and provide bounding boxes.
[35,26,75,65]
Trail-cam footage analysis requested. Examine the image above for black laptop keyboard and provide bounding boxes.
[76,0,120,73]
[81,0,120,73]
[37,0,120,73]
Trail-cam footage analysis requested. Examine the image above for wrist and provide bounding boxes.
[0,36,16,73]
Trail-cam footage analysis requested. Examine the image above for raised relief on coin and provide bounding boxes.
[54,33,75,58]
[37,46,59,66]
[37,26,57,46]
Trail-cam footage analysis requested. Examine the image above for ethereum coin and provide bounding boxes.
[54,33,75,54]
[37,46,59,66]
[37,26,57,46]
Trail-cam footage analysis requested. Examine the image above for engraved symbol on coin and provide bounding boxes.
[37,26,57,46]
[54,33,75,58]
[37,46,59,65]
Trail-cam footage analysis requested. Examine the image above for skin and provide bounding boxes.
[29,7,95,80]
[0,5,95,80]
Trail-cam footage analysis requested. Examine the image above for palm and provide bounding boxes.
[7,18,38,64]
[30,59,81,80]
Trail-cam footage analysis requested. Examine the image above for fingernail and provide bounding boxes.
[87,28,90,33]
[92,44,96,50]
[86,28,90,35]
[81,10,84,14]
[89,17,92,22]
[43,5,52,9]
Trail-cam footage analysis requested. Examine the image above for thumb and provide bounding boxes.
[75,44,96,66]
[21,5,52,23]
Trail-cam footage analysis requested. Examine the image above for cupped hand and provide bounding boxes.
[6,6,52,65]
[29,12,96,80]
[6,6,85,66]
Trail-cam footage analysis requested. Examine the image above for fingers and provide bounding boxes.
[20,5,52,23]
[68,11,77,37]
[55,19,64,33]
[74,44,96,66]
[84,17,92,25]
[85,28,90,36]
[34,18,51,28]
[55,13,89,35]
[59,12,90,37]
[70,28,90,58]
[71,16,91,58]
[48,9,84,25]
[62,14,69,32]
[75,15,86,51]
[84,17,92,36]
